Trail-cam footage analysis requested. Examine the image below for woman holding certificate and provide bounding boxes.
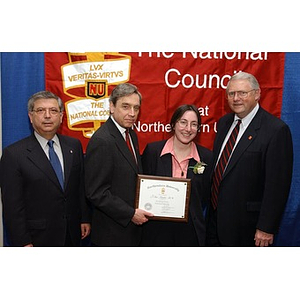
[141,104,213,246]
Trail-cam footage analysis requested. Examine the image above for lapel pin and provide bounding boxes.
[248,136,252,140]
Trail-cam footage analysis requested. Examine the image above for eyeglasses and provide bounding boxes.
[177,119,199,130]
[227,89,256,99]
[32,107,61,115]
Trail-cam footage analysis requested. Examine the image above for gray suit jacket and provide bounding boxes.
[0,134,91,246]
[84,117,143,246]
[208,106,293,246]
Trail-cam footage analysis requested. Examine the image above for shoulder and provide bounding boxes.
[58,134,79,143]
[196,144,212,155]
[1,136,36,169]
[259,107,289,128]
[2,135,35,153]
[57,136,84,161]
[58,134,82,148]
[252,107,291,142]
[85,121,119,154]
[195,144,213,160]
[218,112,234,124]
[91,119,116,140]
[87,123,112,148]
[143,140,167,154]
[215,113,235,133]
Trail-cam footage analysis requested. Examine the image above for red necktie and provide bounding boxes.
[125,129,136,162]
[211,120,241,210]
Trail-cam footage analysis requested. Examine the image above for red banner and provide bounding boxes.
[45,52,285,153]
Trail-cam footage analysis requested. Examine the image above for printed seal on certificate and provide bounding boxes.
[135,174,191,222]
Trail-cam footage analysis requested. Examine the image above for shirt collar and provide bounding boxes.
[160,136,200,162]
[34,131,60,149]
[111,115,127,137]
[235,103,259,128]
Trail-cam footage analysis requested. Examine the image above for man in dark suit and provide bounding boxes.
[206,72,293,247]
[84,83,153,246]
[0,91,91,246]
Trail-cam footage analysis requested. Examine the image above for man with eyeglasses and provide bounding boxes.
[206,71,293,247]
[0,91,91,246]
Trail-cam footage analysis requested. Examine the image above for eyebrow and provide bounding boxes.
[180,118,198,123]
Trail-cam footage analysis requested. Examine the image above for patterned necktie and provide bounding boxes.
[211,119,241,210]
[125,129,136,162]
[48,140,64,189]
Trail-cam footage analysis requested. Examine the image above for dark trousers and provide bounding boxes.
[64,230,74,247]
[206,207,222,246]
[141,219,199,247]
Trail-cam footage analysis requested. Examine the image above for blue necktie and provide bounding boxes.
[48,140,64,189]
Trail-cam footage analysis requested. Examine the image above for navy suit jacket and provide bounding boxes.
[84,117,143,246]
[141,140,213,246]
[0,134,91,246]
[209,106,293,246]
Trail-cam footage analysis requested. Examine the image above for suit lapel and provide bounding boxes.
[106,118,139,173]
[223,108,262,178]
[187,158,198,179]
[130,129,143,173]
[213,115,234,168]
[26,135,63,190]
[160,153,173,177]
[157,143,199,179]
[59,135,73,190]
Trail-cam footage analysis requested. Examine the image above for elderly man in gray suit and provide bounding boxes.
[206,72,293,247]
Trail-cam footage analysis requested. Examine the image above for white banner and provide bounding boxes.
[62,58,131,89]
[65,97,110,126]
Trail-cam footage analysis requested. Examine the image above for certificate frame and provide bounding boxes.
[135,174,191,222]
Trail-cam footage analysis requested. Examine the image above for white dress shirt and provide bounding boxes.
[216,104,259,167]
[34,131,65,176]
[110,116,137,160]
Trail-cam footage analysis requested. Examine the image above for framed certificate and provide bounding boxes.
[135,174,191,222]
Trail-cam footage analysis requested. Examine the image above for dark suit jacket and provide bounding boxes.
[208,106,293,246]
[0,134,91,246]
[141,140,213,246]
[84,117,143,246]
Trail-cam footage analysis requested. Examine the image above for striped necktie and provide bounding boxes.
[125,129,136,162]
[211,119,241,209]
[48,140,64,189]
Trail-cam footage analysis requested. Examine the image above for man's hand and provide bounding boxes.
[131,209,154,225]
[254,229,274,247]
[81,223,91,239]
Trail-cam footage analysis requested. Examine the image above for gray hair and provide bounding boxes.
[27,91,64,112]
[109,83,142,105]
[226,71,260,92]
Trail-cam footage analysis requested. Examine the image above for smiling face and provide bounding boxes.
[28,98,63,139]
[226,79,261,119]
[109,93,141,129]
[173,110,199,145]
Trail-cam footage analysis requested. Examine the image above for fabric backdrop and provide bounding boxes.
[1,52,299,246]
